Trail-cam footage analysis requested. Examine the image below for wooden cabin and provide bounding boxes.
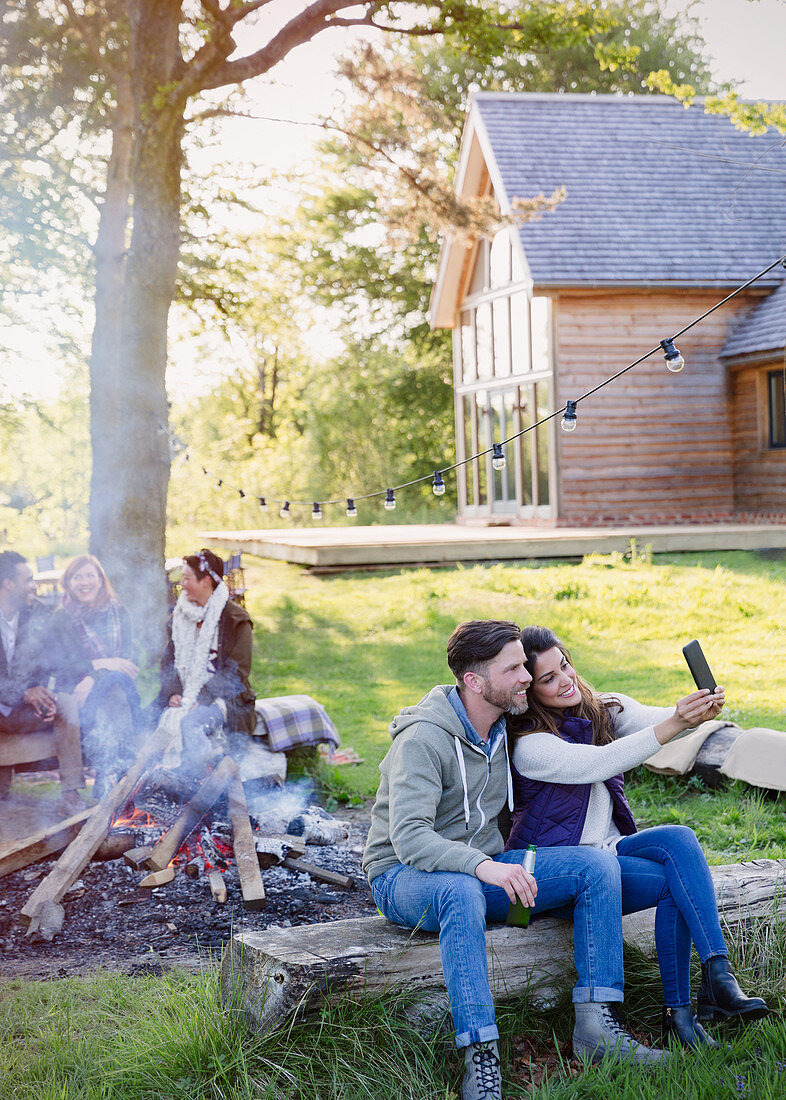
[429,94,786,527]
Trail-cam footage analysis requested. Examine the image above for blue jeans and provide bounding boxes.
[371,845,625,1048]
[617,824,727,1006]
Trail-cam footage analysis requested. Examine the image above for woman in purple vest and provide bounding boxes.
[507,625,769,1051]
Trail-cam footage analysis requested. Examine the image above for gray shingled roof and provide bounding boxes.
[474,93,786,287]
[722,279,786,358]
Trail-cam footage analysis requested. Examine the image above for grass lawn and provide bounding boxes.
[2,549,785,1098]
[242,549,786,854]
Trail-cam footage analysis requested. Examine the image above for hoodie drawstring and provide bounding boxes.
[504,734,514,812]
[453,736,470,829]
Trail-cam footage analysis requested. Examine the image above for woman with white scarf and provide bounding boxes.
[153,549,256,767]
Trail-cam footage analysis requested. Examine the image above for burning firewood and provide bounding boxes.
[209,869,227,904]
[144,755,238,872]
[94,832,136,862]
[123,845,156,870]
[281,857,354,891]
[139,866,177,889]
[254,833,306,869]
[19,721,179,939]
[226,773,266,910]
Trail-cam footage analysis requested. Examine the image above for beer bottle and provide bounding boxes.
[506,845,537,928]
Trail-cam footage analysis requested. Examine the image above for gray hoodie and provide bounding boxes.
[362,685,514,884]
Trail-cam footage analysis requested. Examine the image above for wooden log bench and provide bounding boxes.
[220,858,786,1035]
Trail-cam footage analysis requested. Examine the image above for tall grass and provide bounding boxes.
[1,909,784,1100]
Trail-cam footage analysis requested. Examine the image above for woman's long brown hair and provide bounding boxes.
[508,626,622,746]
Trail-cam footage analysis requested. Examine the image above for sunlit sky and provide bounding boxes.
[5,0,785,401]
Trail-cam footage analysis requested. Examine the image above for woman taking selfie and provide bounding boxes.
[507,625,768,1054]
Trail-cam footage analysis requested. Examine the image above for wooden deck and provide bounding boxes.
[201,522,786,572]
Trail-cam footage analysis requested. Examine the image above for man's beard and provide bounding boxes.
[481,683,529,716]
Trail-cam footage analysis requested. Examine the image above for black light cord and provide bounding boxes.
[174,253,786,512]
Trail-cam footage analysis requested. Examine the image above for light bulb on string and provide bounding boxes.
[280,501,291,519]
[258,497,268,511]
[491,444,506,471]
[217,479,223,488]
[238,489,245,499]
[660,338,685,373]
[312,502,323,521]
[384,488,396,511]
[432,470,446,496]
[561,400,578,432]
[346,499,358,518]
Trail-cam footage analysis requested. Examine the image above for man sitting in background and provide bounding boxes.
[0,550,86,813]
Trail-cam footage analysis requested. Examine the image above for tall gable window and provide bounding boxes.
[768,369,786,448]
[454,229,554,519]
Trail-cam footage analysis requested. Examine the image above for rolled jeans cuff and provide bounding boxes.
[455,1023,499,1050]
[572,986,625,1005]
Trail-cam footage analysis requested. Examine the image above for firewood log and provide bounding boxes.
[145,755,238,871]
[19,721,179,939]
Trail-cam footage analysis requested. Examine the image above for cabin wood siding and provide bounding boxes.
[552,290,764,524]
[730,360,786,512]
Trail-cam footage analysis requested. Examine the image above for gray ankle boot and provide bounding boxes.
[573,1002,669,1065]
[460,1039,502,1100]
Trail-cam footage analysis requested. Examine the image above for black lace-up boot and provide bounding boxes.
[696,957,769,1023]
[460,1039,502,1100]
[662,1005,718,1049]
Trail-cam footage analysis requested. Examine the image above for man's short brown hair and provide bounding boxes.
[446,620,521,681]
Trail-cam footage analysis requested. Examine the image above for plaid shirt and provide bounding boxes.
[253,694,340,753]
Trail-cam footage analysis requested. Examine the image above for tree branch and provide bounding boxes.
[58,0,123,84]
[193,0,369,91]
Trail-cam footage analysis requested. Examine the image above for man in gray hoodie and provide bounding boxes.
[364,620,664,1100]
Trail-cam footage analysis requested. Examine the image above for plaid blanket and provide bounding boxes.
[253,694,340,753]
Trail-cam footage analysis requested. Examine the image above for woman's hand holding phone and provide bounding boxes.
[654,686,725,744]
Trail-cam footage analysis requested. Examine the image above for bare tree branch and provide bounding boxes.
[58,0,123,84]
[194,0,372,91]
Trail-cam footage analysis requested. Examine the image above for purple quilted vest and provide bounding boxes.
[505,714,637,851]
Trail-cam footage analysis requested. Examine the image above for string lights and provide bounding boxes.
[660,338,685,373]
[164,253,786,523]
[560,400,578,433]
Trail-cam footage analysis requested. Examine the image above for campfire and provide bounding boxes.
[1,721,363,948]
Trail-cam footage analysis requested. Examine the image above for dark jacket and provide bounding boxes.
[0,599,92,708]
[155,599,256,733]
[505,714,637,851]
[51,604,135,664]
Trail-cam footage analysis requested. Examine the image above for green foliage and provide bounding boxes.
[0,380,90,555]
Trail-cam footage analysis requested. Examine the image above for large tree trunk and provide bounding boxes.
[90,0,186,653]
[88,71,133,582]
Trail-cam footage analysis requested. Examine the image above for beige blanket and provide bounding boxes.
[644,720,739,776]
[720,727,786,791]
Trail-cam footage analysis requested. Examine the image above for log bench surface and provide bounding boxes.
[220,858,786,1035]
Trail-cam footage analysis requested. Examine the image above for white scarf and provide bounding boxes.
[170,580,230,709]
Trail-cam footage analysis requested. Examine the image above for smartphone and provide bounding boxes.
[682,639,717,693]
